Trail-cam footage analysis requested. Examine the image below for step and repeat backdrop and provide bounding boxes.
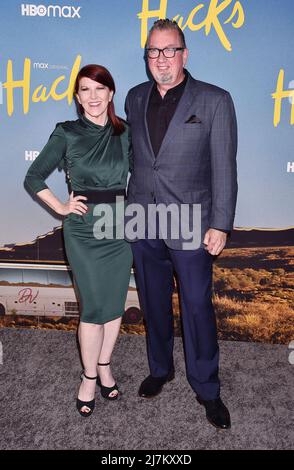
[0,0,293,342]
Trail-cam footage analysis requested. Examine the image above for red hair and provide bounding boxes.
[74,64,125,136]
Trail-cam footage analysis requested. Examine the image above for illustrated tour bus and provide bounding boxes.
[0,263,142,323]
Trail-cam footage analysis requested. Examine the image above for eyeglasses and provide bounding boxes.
[146,47,185,59]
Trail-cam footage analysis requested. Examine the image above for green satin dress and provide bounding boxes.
[24,114,133,324]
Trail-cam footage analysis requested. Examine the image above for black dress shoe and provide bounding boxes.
[138,371,175,398]
[197,397,231,429]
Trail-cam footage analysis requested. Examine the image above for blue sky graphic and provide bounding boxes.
[0,0,293,246]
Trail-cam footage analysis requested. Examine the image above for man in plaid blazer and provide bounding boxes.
[125,19,238,429]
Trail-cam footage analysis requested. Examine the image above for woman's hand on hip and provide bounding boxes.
[59,191,88,216]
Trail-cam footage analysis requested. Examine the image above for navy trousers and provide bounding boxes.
[131,238,220,400]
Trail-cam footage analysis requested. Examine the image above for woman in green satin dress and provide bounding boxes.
[24,64,133,417]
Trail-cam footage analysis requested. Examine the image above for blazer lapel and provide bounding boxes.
[156,74,198,161]
[141,81,155,160]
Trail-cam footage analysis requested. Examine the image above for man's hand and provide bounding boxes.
[203,228,227,256]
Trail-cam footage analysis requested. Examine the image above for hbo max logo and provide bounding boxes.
[21,4,81,18]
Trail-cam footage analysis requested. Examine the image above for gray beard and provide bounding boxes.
[155,72,173,84]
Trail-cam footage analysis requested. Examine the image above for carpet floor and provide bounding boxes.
[0,328,293,450]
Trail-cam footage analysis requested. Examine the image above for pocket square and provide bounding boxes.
[185,115,202,124]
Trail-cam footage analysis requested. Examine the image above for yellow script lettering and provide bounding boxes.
[272,69,294,127]
[138,0,245,51]
[2,55,81,116]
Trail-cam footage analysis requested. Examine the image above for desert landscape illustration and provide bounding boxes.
[0,227,293,344]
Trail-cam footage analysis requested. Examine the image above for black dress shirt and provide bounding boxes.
[147,71,188,157]
[146,71,229,236]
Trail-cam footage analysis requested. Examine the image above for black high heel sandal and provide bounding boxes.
[97,362,120,401]
[76,372,98,417]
